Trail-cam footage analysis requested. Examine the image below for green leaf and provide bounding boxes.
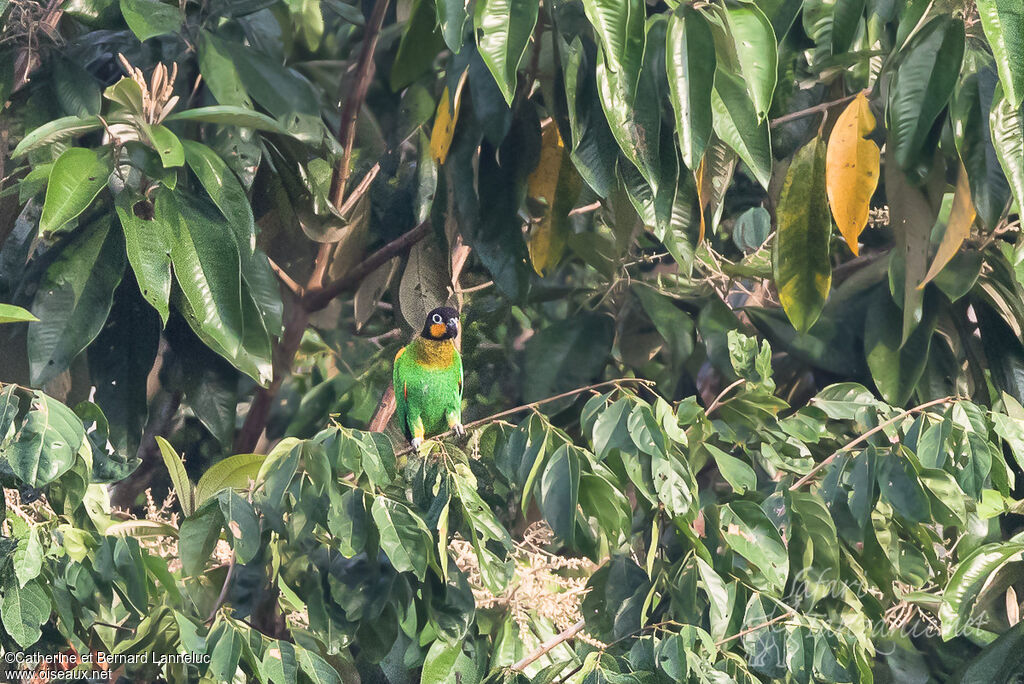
[327,488,367,557]
[631,285,694,365]
[864,287,935,406]
[582,0,646,92]
[597,38,662,193]
[952,59,1011,230]
[115,189,171,324]
[1,578,50,648]
[28,216,124,386]
[959,621,1024,684]
[197,30,252,107]
[11,116,108,158]
[178,499,224,577]
[712,68,772,189]
[118,0,182,41]
[666,5,715,169]
[218,489,260,563]
[705,444,757,494]
[39,147,111,235]
[539,444,580,545]
[163,106,290,135]
[886,149,936,342]
[523,313,614,402]
[422,640,480,684]
[720,501,789,593]
[652,451,697,519]
[145,124,185,168]
[156,435,195,516]
[725,4,778,120]
[6,391,85,487]
[392,0,447,92]
[939,540,1024,640]
[976,0,1024,108]
[182,140,255,259]
[296,646,345,684]
[370,496,431,580]
[437,0,469,53]
[195,453,266,505]
[920,468,967,526]
[876,447,931,523]
[0,303,38,323]
[773,136,831,332]
[12,525,43,588]
[888,16,965,179]
[990,83,1024,212]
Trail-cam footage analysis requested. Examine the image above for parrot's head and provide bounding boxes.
[421,306,459,341]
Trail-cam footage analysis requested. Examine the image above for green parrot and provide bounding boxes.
[393,306,464,449]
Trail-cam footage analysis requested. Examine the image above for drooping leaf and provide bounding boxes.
[720,501,789,593]
[888,16,965,180]
[724,3,778,120]
[371,496,431,580]
[919,163,976,288]
[119,0,182,41]
[990,82,1024,212]
[539,445,580,545]
[527,120,580,275]
[666,6,716,169]
[773,137,831,332]
[430,81,465,165]
[115,190,171,325]
[976,0,1024,108]
[29,215,124,386]
[939,540,1024,640]
[473,0,539,105]
[864,286,935,406]
[711,68,772,189]
[196,453,266,505]
[826,91,880,256]
[581,0,646,94]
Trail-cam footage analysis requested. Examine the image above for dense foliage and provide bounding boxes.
[2,0,1024,681]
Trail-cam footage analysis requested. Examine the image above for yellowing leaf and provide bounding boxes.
[918,163,976,289]
[429,72,467,165]
[826,91,880,256]
[527,120,579,275]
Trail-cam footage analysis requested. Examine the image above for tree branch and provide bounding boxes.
[310,0,392,289]
[394,378,655,456]
[789,395,953,490]
[769,92,861,129]
[206,551,237,624]
[512,619,585,672]
[267,257,303,298]
[303,220,431,311]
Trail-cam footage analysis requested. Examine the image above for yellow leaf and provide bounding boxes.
[918,162,976,289]
[429,72,467,165]
[825,91,880,256]
[527,120,570,275]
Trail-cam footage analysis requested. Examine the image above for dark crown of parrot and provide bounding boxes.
[421,306,459,341]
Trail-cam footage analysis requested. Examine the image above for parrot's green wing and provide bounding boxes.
[393,345,411,440]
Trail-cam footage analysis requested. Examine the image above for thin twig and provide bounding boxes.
[704,379,745,417]
[512,619,585,672]
[91,621,135,633]
[311,0,392,288]
[714,609,796,646]
[303,220,432,311]
[267,258,304,298]
[206,552,237,624]
[568,201,602,216]
[769,92,860,129]
[395,378,655,456]
[789,396,953,490]
[460,280,494,294]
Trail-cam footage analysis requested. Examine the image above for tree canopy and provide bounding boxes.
[3,0,1024,682]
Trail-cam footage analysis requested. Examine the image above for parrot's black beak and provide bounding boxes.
[446,321,458,339]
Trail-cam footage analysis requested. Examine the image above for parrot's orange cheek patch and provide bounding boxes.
[430,323,446,338]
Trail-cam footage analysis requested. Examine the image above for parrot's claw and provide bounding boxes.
[410,437,423,451]
[453,423,466,437]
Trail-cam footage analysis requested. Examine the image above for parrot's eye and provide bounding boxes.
[432,313,443,324]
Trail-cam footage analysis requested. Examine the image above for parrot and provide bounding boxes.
[393,306,465,450]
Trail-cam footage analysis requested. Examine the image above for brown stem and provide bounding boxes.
[267,258,303,298]
[713,609,796,646]
[206,552,237,624]
[512,619,585,672]
[310,0,392,289]
[394,378,655,456]
[769,92,861,129]
[789,395,953,490]
[704,378,745,417]
[234,301,310,453]
[303,220,431,311]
